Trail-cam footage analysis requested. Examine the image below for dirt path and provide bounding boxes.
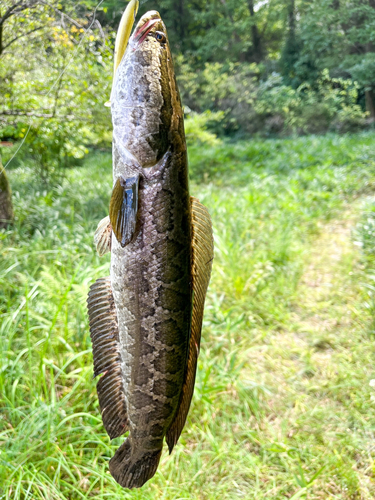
[290,200,375,499]
[296,211,359,340]
[242,198,375,499]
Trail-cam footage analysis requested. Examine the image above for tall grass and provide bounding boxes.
[1,133,375,498]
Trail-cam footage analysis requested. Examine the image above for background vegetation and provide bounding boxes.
[2,134,375,498]
[2,1,375,498]
[1,0,375,175]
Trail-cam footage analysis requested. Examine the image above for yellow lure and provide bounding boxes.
[113,0,139,76]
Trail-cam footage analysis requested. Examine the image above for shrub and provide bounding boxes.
[0,7,113,185]
[184,110,224,146]
[177,61,368,137]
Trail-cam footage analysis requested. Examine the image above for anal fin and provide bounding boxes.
[94,216,112,256]
[166,197,214,452]
[109,174,140,247]
[87,277,129,439]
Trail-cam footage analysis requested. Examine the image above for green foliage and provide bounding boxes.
[2,132,375,497]
[352,204,375,336]
[188,131,375,183]
[355,205,375,268]
[0,0,113,183]
[298,0,375,103]
[24,121,90,184]
[178,62,368,136]
[2,0,375,177]
[184,111,224,147]
[292,71,368,134]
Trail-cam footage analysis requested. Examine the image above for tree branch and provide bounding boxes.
[39,0,85,29]
[95,19,106,43]
[2,25,45,51]
[0,1,86,30]
[0,1,40,27]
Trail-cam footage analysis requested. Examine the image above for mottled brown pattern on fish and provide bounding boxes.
[111,13,180,170]
[108,11,192,487]
[110,146,191,446]
[89,9,213,489]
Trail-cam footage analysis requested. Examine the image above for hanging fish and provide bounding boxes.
[87,6,214,489]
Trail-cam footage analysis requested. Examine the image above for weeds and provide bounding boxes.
[1,133,375,498]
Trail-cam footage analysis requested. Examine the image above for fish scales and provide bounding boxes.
[87,8,214,489]
[110,12,191,455]
[111,148,192,436]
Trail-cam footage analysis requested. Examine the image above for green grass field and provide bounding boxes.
[2,133,375,499]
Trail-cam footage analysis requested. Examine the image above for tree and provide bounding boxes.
[280,0,300,86]
[0,0,113,183]
[298,0,375,119]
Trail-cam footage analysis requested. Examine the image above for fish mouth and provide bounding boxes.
[132,11,161,48]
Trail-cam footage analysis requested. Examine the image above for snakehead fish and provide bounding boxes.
[87,6,214,489]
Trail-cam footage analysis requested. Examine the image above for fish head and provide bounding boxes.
[111,10,185,171]
[131,11,164,49]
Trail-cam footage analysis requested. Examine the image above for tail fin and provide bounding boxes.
[109,439,162,489]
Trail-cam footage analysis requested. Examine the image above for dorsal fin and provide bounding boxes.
[166,197,214,452]
[87,277,129,439]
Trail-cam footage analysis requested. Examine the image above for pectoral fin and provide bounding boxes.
[109,175,140,247]
[94,216,112,256]
[166,197,214,452]
[87,277,129,439]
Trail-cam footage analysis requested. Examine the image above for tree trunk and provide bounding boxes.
[0,155,14,228]
[365,89,375,121]
[246,0,263,62]
[288,0,296,32]
[280,0,300,85]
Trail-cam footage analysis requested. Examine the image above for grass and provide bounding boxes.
[1,132,375,498]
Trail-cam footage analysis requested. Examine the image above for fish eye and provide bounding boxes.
[155,31,166,43]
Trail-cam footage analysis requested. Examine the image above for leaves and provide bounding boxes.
[0,0,113,183]
[1,0,374,174]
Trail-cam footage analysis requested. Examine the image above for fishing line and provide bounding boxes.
[4,0,105,169]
